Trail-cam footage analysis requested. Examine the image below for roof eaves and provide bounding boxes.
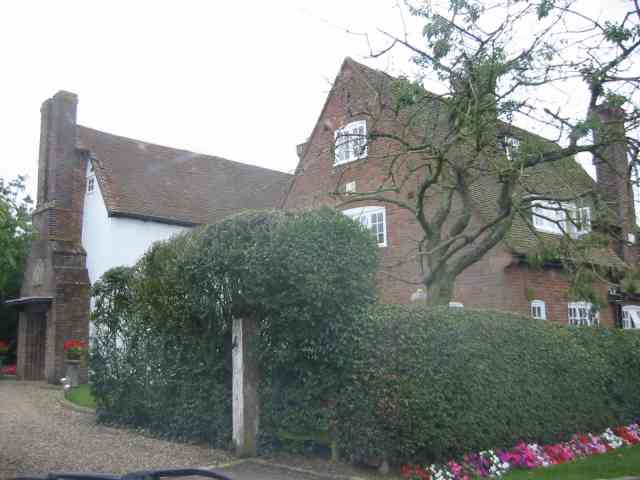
[108,210,199,227]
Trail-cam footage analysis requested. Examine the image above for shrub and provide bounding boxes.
[336,304,640,465]
[90,207,379,448]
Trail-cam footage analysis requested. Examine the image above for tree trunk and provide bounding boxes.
[426,273,455,306]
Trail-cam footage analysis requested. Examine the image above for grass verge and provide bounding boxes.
[64,383,96,409]
[503,444,640,479]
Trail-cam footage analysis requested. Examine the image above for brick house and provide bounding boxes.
[285,57,640,328]
[8,60,639,382]
[8,91,291,382]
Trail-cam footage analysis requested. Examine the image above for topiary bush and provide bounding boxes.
[335,304,640,465]
[90,207,379,448]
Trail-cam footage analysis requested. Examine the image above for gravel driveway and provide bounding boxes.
[0,380,231,478]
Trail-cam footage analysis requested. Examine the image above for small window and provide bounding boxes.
[568,301,598,327]
[530,300,546,320]
[502,136,520,161]
[335,120,367,165]
[342,206,387,247]
[569,206,591,237]
[87,177,95,194]
[622,306,640,329]
[345,181,356,193]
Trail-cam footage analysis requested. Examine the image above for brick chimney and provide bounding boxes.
[15,91,90,383]
[591,103,637,263]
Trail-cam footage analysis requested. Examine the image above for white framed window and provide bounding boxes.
[503,136,521,161]
[342,206,387,247]
[344,181,356,193]
[530,299,546,320]
[334,120,367,165]
[568,206,591,237]
[87,176,96,194]
[568,301,599,327]
[622,305,640,329]
[531,200,591,237]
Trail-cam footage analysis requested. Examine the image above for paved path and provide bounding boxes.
[0,380,350,480]
[0,380,230,478]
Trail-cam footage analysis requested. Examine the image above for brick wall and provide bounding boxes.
[285,59,627,327]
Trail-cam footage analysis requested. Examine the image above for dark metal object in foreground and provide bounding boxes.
[13,468,232,480]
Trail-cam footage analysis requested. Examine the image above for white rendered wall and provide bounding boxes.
[81,162,190,286]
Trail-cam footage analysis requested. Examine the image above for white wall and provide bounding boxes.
[81,162,190,285]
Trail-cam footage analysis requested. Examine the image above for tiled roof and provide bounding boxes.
[345,58,627,269]
[77,126,292,226]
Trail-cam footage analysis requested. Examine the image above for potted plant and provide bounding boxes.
[63,339,87,387]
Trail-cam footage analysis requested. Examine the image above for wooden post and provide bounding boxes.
[232,316,259,457]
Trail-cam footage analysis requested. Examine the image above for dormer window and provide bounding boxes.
[335,120,367,165]
[502,136,520,161]
[531,200,591,237]
[87,177,95,194]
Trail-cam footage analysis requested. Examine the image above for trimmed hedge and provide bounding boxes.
[335,305,640,464]
[90,207,379,448]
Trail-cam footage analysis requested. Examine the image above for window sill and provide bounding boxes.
[333,155,368,168]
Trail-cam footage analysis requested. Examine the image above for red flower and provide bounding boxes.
[64,339,85,351]
[400,465,415,478]
[415,466,430,480]
[0,364,16,375]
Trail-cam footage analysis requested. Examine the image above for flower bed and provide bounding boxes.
[401,422,640,479]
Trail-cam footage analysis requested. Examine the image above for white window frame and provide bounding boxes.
[344,181,356,193]
[342,206,387,247]
[530,299,546,320]
[622,305,640,329]
[531,200,591,237]
[568,301,599,327]
[334,120,368,166]
[503,136,521,161]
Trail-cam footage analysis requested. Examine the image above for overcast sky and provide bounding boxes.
[0,1,419,200]
[0,1,629,201]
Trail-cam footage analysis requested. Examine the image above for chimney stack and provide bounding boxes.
[591,102,637,263]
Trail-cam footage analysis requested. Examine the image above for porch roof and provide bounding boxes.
[4,296,53,312]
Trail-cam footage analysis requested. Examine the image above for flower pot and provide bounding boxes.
[65,360,81,387]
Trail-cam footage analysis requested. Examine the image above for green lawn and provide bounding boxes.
[64,383,96,409]
[503,444,640,479]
